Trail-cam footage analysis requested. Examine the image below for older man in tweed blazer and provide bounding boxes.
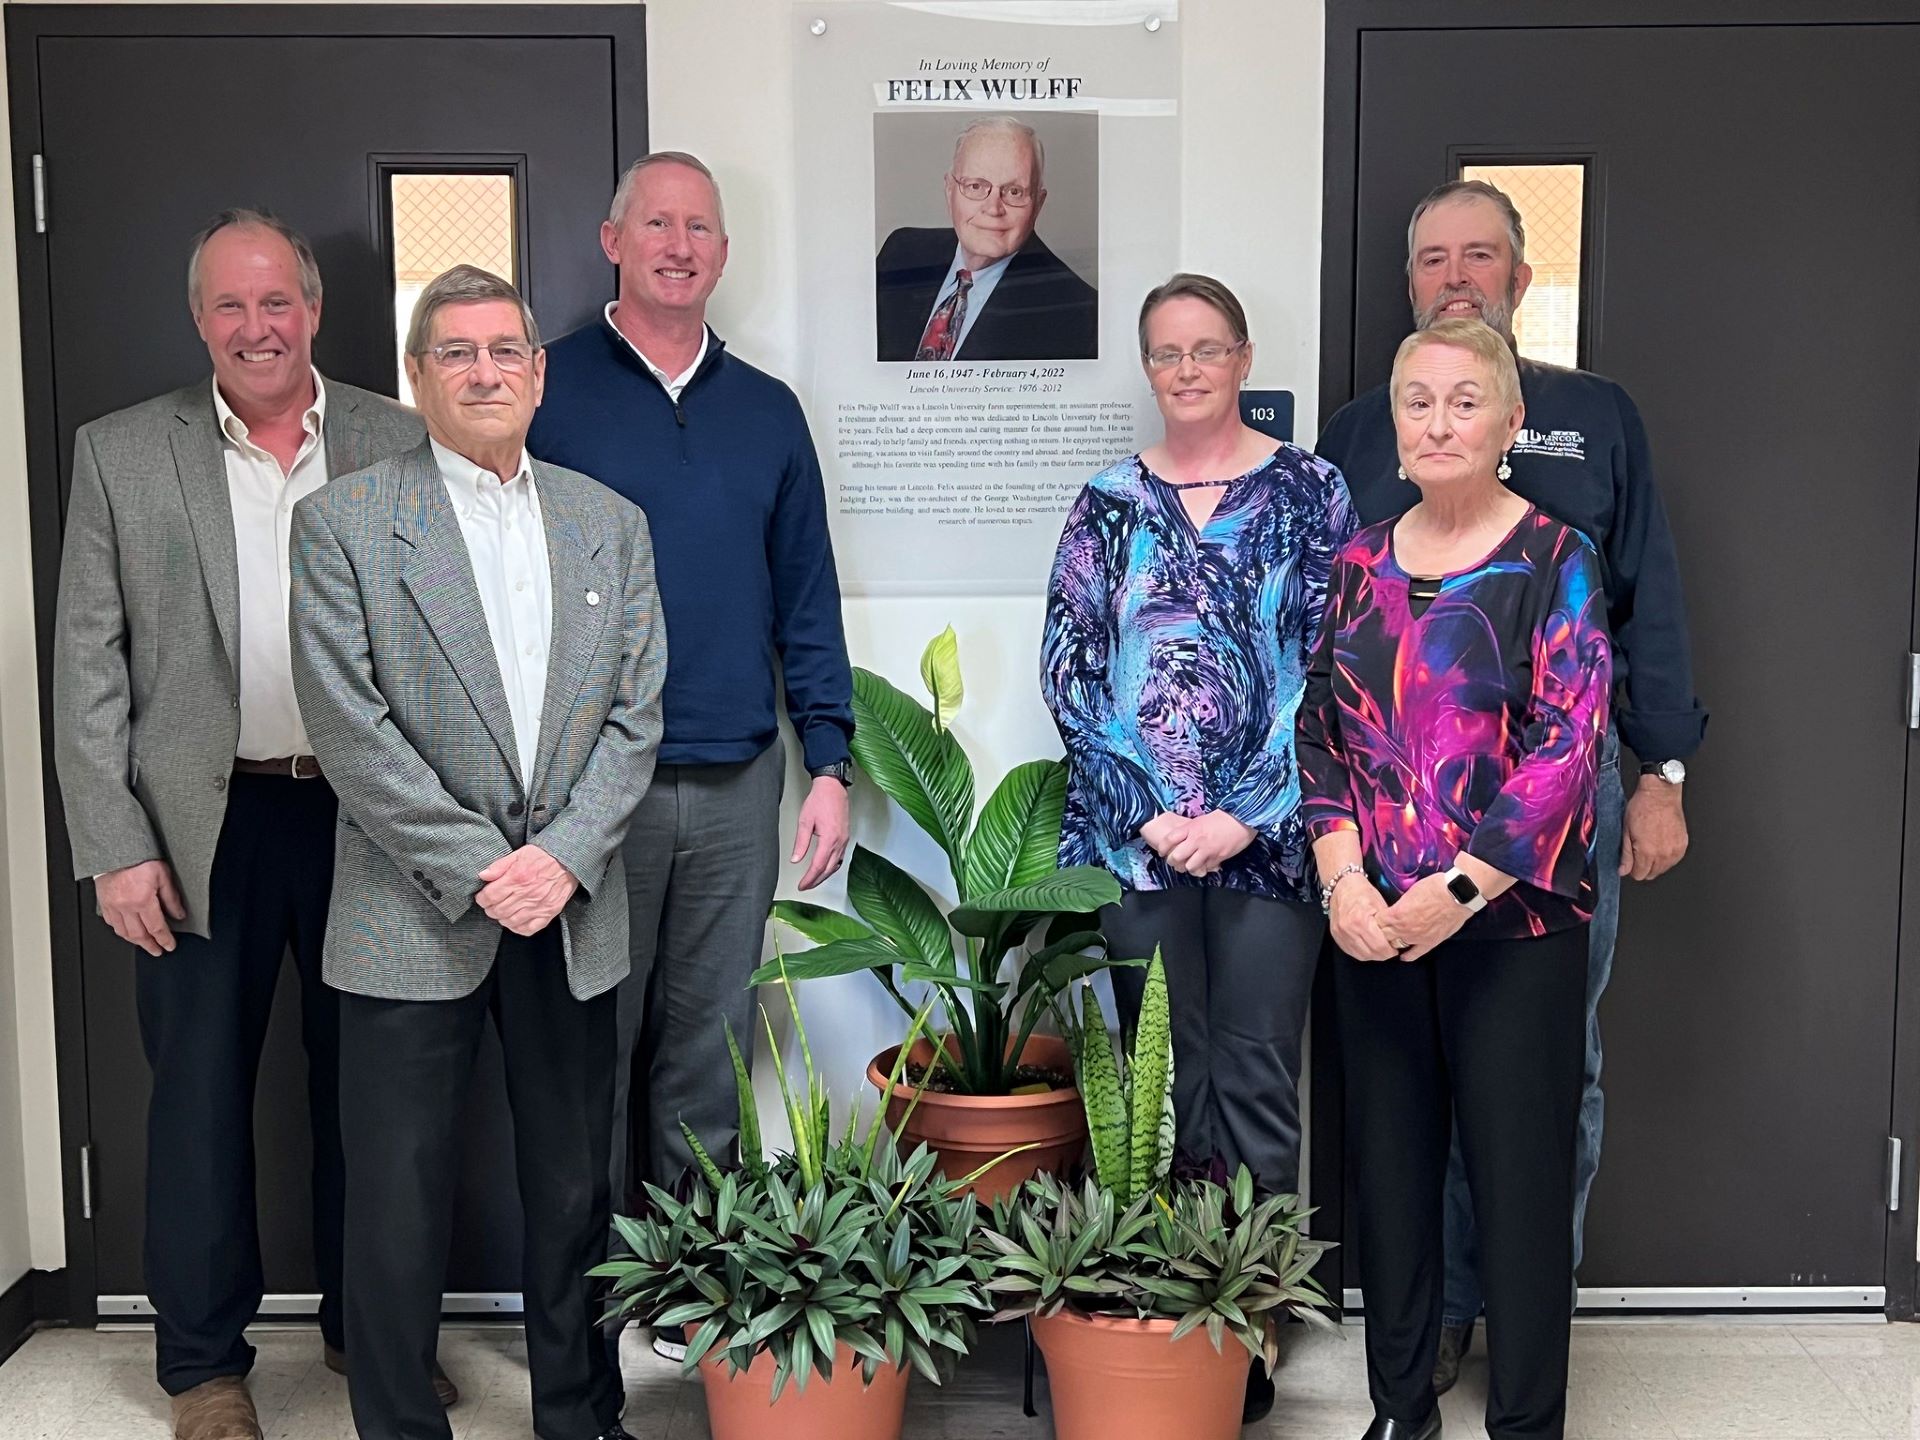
[290,266,664,1440]
[51,209,427,1440]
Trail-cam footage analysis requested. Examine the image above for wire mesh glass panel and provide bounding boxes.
[1461,162,1584,369]
[389,173,517,403]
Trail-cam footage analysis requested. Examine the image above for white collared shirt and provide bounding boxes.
[432,438,552,784]
[215,369,328,760]
[928,244,1016,355]
[604,303,708,401]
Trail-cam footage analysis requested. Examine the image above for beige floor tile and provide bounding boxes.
[1790,1322,1920,1358]
[1603,1324,1810,1359]
[1632,1353,1879,1438]
[1797,1354,1920,1439]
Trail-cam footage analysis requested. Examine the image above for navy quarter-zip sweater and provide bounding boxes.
[528,319,854,771]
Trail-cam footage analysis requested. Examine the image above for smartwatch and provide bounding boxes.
[1639,758,1687,785]
[808,760,855,788]
[1442,866,1487,913]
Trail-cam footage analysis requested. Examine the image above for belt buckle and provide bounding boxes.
[291,755,321,781]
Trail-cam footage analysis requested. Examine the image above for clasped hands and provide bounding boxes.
[1140,809,1255,877]
[1327,870,1469,963]
[477,845,578,936]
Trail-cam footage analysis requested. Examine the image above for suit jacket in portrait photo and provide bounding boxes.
[875,226,1098,362]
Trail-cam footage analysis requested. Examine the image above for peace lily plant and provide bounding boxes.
[752,628,1128,1096]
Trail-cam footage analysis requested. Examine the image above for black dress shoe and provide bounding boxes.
[1243,1358,1275,1423]
[591,1427,636,1440]
[1359,1413,1441,1440]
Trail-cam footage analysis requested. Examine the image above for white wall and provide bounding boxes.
[0,0,1328,1273]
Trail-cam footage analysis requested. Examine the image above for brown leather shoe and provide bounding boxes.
[323,1343,460,1407]
[170,1376,261,1440]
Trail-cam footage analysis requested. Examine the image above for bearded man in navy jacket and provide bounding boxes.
[528,152,854,1366]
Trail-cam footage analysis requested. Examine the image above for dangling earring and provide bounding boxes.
[1396,465,1408,481]
[1497,452,1513,482]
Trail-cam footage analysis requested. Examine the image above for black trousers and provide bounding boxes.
[339,927,621,1440]
[1336,925,1587,1440]
[1105,887,1323,1193]
[135,771,343,1395]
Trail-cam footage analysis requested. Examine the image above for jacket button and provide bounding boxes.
[230,695,240,710]
[507,800,525,817]
[412,870,426,882]
[213,776,226,791]
[429,887,442,900]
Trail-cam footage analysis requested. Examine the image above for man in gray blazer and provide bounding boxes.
[51,210,427,1440]
[290,265,664,1440]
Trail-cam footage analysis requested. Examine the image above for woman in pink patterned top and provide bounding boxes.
[1296,319,1610,1440]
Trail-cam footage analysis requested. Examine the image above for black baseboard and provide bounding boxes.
[0,1268,65,1365]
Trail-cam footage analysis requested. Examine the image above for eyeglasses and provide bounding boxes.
[421,341,535,372]
[950,174,1036,208]
[1144,341,1247,371]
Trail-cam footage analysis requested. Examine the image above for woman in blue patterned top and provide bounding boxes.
[1041,273,1354,1211]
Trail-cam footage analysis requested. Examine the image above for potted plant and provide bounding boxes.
[752,627,1130,1199]
[593,976,998,1440]
[978,954,1336,1440]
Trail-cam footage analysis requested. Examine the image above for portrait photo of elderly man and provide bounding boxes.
[875,113,1098,362]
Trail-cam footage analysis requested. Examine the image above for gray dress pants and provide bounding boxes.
[610,742,783,1209]
[1104,886,1324,1193]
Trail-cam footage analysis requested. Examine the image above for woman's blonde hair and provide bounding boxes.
[1389,318,1522,419]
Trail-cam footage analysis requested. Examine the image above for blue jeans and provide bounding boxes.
[1442,729,1623,1327]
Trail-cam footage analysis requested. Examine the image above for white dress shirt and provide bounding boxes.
[433,439,552,784]
[928,244,1016,355]
[604,302,707,400]
[216,370,328,760]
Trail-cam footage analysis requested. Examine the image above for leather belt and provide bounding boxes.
[233,755,324,780]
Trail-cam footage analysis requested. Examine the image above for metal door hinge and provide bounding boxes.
[79,1142,92,1219]
[1888,1136,1902,1212]
[1907,655,1920,729]
[31,154,46,234]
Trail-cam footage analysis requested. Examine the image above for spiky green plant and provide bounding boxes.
[751,628,1134,1095]
[977,949,1336,1367]
[592,965,1006,1398]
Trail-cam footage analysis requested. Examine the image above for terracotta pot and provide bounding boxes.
[696,1337,910,1440]
[867,1033,1086,1202]
[1032,1308,1251,1440]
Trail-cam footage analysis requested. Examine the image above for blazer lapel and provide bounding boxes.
[394,443,525,786]
[170,387,241,677]
[322,379,377,477]
[529,467,614,800]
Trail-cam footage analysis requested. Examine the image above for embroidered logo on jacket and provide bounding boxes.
[1511,426,1587,461]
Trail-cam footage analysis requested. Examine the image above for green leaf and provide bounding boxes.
[1074,985,1130,1200]
[949,867,1122,936]
[768,901,880,948]
[963,760,1067,900]
[1128,951,1174,1203]
[846,846,954,973]
[683,1122,725,1191]
[748,935,902,986]
[919,625,964,731]
[850,668,974,878]
[724,1022,762,1178]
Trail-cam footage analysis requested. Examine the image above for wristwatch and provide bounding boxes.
[1442,866,1487,913]
[1639,758,1687,785]
[808,760,855,788]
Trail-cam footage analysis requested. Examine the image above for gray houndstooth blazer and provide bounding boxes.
[288,440,666,1002]
[51,377,425,938]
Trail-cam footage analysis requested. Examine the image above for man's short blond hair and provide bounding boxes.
[1390,317,1522,418]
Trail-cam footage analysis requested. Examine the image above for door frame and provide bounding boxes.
[5,2,648,1327]
[1313,0,1920,1321]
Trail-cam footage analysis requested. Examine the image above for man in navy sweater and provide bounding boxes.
[527,152,854,1365]
[1318,179,1707,1398]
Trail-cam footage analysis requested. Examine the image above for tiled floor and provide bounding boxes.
[1,1315,1913,1439]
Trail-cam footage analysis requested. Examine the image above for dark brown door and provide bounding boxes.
[1321,12,1920,1301]
[8,5,647,1321]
